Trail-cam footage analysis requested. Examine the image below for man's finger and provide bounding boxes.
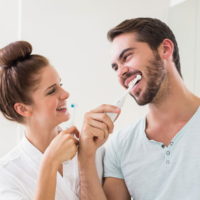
[91,104,121,114]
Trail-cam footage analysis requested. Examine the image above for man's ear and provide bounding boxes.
[158,39,174,60]
[14,103,32,117]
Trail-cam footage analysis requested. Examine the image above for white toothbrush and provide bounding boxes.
[65,103,76,128]
[107,74,142,122]
[64,103,77,165]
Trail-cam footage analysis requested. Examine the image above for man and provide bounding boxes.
[78,18,200,200]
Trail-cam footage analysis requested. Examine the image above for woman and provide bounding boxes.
[0,41,119,199]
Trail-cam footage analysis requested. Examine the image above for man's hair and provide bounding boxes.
[107,17,182,77]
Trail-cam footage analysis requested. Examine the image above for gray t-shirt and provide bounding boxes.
[104,107,200,200]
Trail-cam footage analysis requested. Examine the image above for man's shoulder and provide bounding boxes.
[106,117,145,150]
[115,118,145,140]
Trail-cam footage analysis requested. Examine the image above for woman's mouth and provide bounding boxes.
[56,106,67,112]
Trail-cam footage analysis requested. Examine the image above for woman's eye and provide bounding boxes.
[60,83,63,87]
[47,88,56,95]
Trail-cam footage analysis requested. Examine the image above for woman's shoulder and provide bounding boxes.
[0,144,22,170]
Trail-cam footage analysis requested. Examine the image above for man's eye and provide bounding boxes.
[47,88,56,95]
[112,64,118,71]
[123,54,132,62]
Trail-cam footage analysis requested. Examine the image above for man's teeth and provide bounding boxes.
[135,79,140,85]
[128,75,142,88]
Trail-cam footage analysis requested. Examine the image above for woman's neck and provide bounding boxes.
[25,124,59,153]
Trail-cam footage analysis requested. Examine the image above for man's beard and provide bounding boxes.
[132,53,166,105]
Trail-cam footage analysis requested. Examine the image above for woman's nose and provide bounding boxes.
[60,88,70,100]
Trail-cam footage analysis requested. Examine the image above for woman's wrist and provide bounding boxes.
[42,153,60,172]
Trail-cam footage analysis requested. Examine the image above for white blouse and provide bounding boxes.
[0,136,104,200]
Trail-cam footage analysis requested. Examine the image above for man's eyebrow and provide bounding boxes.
[111,48,134,69]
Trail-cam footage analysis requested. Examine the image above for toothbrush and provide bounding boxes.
[65,103,76,128]
[64,103,77,165]
[107,74,142,122]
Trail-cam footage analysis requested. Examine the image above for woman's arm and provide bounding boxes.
[34,126,79,200]
[34,155,58,200]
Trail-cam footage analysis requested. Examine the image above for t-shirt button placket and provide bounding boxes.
[165,149,171,164]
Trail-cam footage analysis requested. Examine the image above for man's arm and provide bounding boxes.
[78,104,121,200]
[103,177,131,200]
[78,153,131,200]
[78,153,107,200]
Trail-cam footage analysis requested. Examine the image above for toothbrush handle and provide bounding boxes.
[107,96,126,122]
[107,112,118,122]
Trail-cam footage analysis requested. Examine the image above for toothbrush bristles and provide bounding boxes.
[128,74,142,90]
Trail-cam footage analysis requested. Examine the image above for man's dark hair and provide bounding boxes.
[107,18,182,77]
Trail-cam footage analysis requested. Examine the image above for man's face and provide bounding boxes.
[110,32,166,105]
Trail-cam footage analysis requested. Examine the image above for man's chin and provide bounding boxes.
[132,95,153,106]
[135,99,149,106]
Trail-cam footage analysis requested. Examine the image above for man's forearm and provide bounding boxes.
[78,153,107,200]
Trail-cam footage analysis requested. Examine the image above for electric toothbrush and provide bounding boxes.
[65,103,76,128]
[107,74,142,122]
[64,103,77,165]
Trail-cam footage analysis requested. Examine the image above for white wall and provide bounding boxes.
[168,0,199,94]
[195,0,200,96]
[0,0,21,157]
[2,0,198,157]
[20,0,169,132]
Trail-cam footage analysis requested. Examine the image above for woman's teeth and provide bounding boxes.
[56,106,66,111]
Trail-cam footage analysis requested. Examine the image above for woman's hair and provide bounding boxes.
[0,41,49,123]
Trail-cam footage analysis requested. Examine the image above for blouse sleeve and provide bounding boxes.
[0,167,28,200]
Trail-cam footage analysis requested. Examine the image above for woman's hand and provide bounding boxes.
[44,126,79,168]
[79,104,120,158]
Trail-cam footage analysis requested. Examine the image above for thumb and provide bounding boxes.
[63,126,80,138]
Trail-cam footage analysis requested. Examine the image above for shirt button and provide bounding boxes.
[161,144,165,148]
[166,151,170,155]
[170,141,174,145]
[166,160,170,164]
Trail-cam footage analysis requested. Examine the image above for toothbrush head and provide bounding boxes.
[65,103,77,129]
[70,103,75,108]
[128,74,142,91]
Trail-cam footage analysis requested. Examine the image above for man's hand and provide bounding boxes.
[79,104,120,157]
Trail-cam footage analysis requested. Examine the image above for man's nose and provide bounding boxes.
[118,65,129,79]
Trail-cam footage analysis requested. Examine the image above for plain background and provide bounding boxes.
[0,0,199,157]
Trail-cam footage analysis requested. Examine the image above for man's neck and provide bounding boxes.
[145,72,200,145]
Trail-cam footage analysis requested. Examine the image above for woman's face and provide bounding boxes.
[28,65,70,128]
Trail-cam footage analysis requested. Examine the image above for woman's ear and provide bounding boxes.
[158,38,174,60]
[14,103,32,117]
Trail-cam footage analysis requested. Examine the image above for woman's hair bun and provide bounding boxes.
[0,41,32,68]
